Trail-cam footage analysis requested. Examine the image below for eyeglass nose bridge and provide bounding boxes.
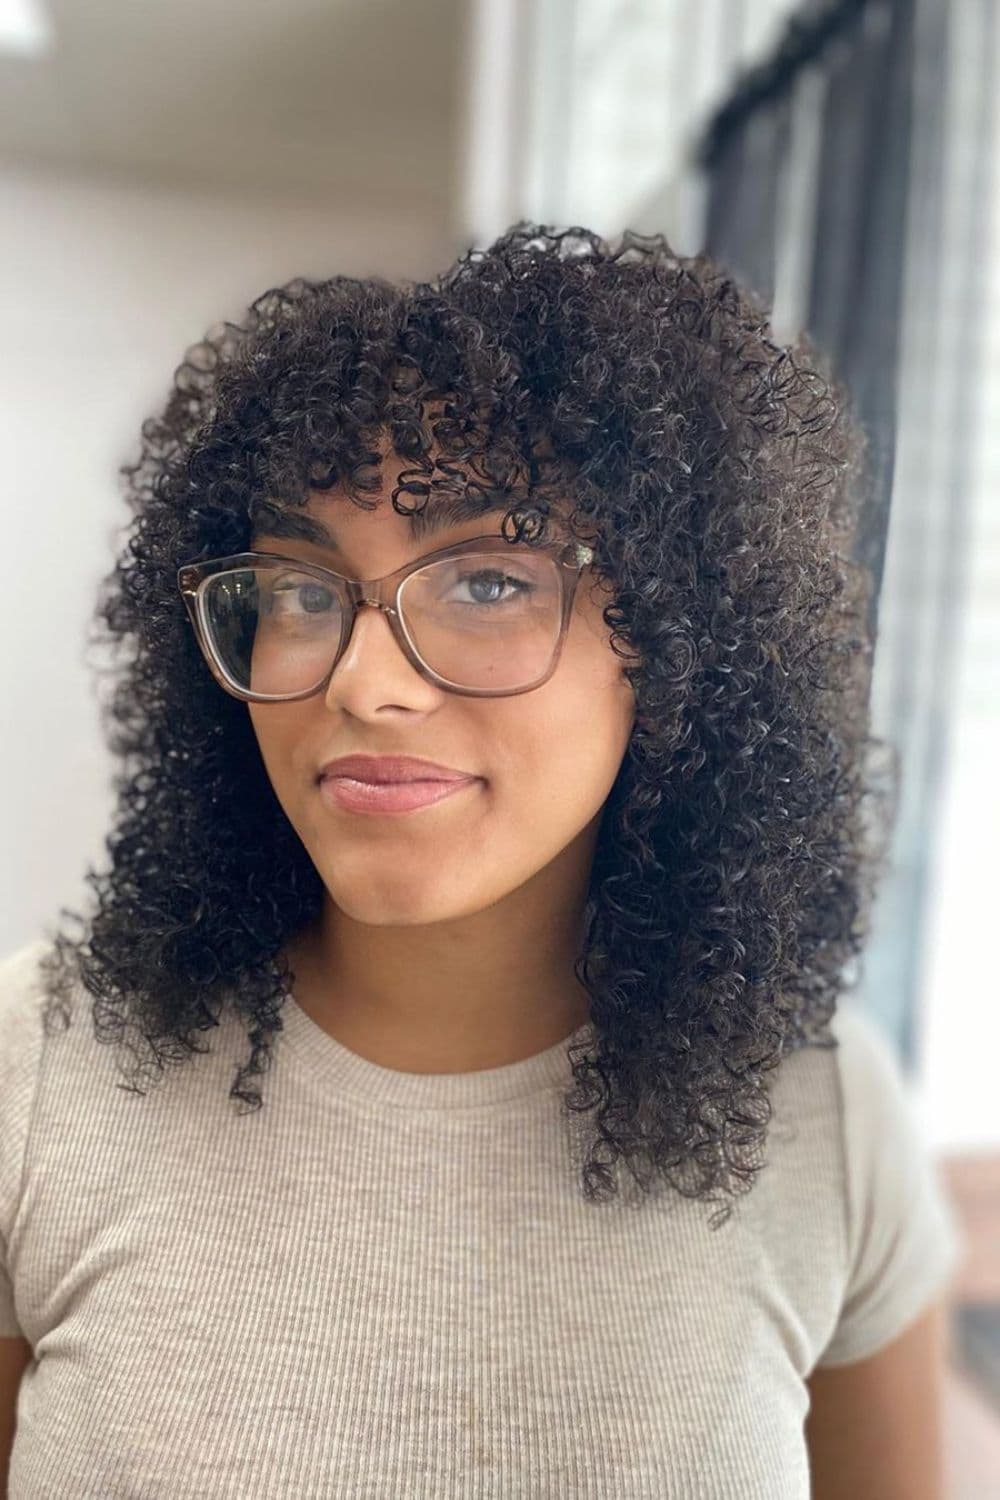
[346,591,403,631]
[343,593,403,649]
[329,588,419,682]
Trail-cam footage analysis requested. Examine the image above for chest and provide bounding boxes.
[9,1073,834,1498]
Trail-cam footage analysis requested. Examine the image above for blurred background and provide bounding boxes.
[1,0,997,1489]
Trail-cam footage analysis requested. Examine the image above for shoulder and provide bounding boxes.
[821,1002,949,1236]
[0,937,52,1093]
[808,1002,964,1369]
[825,1001,912,1109]
[741,1001,962,1371]
[0,939,54,1275]
[763,1001,932,1158]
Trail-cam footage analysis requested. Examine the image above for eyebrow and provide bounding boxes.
[251,492,526,550]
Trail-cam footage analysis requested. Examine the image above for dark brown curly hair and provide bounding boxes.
[36,222,894,1227]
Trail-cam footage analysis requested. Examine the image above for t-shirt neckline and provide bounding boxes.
[276,978,593,1112]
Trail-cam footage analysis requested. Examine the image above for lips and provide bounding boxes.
[319,774,479,816]
[318,754,476,785]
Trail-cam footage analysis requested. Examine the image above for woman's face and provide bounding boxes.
[246,458,638,929]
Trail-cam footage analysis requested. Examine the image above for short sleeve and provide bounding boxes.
[0,938,51,1338]
[814,1002,965,1369]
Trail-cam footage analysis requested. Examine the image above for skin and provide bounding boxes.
[247,443,637,1075]
[805,1300,953,1499]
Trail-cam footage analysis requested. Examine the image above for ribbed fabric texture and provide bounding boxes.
[1,938,963,1499]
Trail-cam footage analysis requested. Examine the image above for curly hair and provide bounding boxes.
[36,222,894,1227]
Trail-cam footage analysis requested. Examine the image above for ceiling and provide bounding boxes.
[0,0,466,215]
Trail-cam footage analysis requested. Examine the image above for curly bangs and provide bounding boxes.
[36,222,890,1223]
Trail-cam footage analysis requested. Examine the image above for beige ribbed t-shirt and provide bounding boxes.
[1,937,963,1498]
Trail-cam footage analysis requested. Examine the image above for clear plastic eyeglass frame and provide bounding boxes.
[176,533,595,702]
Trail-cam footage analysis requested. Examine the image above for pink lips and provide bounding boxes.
[316,752,481,817]
[318,754,473,783]
[319,774,479,816]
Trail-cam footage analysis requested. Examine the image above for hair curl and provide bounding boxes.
[36,222,894,1226]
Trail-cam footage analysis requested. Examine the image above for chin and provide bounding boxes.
[316,865,490,927]
[335,896,476,928]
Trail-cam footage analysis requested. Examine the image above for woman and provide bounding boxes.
[0,224,962,1497]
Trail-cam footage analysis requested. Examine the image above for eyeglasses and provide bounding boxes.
[176,533,594,701]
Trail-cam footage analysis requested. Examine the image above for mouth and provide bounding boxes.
[318,773,481,817]
[316,754,476,784]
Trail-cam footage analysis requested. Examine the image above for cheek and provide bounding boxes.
[246,707,306,808]
[494,657,634,834]
[558,608,638,750]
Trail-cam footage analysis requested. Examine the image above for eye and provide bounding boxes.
[445,569,535,607]
[273,580,338,613]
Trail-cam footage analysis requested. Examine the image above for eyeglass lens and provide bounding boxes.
[199,549,565,696]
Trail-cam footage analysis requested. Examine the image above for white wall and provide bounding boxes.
[0,161,455,958]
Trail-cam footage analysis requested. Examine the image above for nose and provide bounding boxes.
[337,597,400,662]
[321,594,431,711]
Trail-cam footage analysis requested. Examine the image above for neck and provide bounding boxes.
[280,843,596,1074]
